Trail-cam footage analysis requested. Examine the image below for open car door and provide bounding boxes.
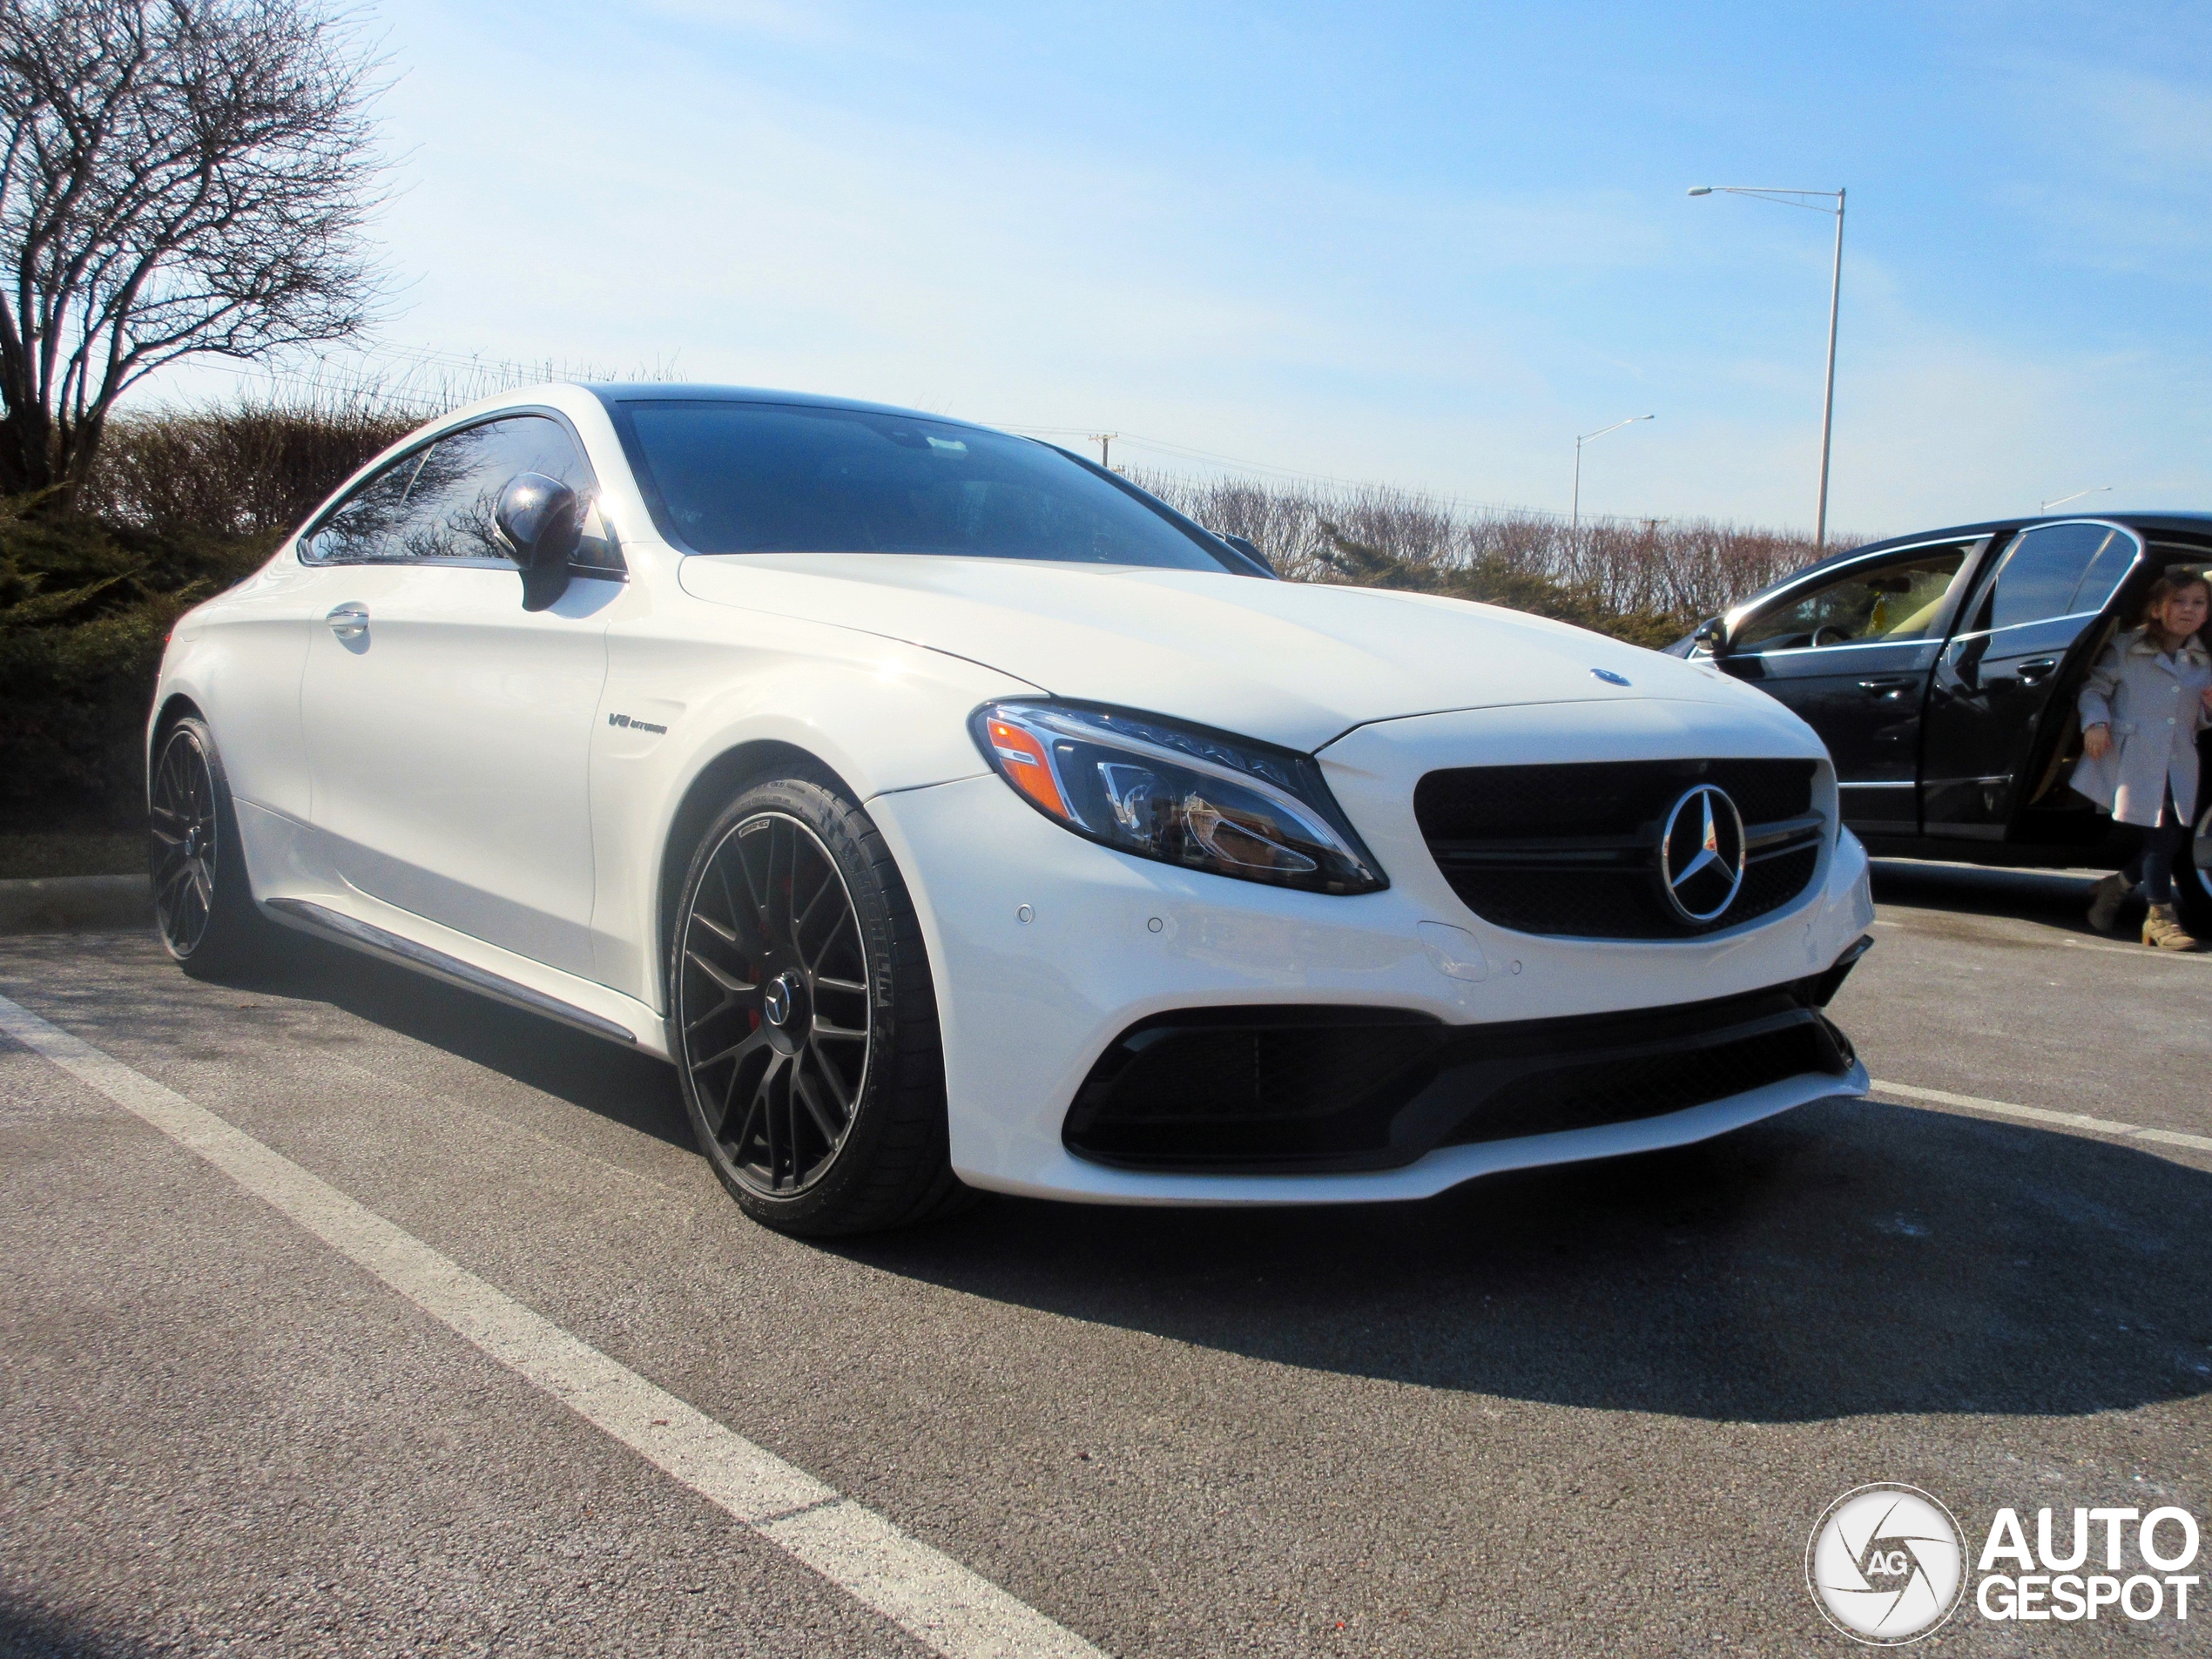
[1919,520,2141,840]
[1712,540,1979,834]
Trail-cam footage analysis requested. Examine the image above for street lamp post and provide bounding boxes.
[1572,415,1654,553]
[2039,485,2112,516]
[1689,185,1846,547]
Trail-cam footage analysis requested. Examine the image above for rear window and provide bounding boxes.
[612,401,1235,571]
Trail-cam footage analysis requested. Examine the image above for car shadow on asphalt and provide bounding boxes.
[245,934,697,1151]
[836,1100,2212,1425]
[0,1586,170,1659]
[6,929,695,1154]
[24,928,2207,1427]
[1869,859,2104,929]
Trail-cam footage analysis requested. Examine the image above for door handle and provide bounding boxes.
[1857,678,1914,698]
[2015,658,2058,683]
[326,603,368,641]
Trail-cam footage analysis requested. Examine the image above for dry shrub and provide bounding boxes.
[1138,468,1858,631]
[79,395,419,537]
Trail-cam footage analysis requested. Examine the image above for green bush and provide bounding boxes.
[0,502,275,831]
[0,396,411,837]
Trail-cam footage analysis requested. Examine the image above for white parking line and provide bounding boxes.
[2060,936,2212,964]
[1873,1078,2212,1156]
[0,993,1103,1659]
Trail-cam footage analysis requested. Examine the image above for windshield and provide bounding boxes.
[613,400,1236,570]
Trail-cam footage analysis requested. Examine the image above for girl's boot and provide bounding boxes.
[2142,903,2202,952]
[2085,873,2130,934]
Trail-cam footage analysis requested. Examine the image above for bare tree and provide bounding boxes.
[0,0,385,500]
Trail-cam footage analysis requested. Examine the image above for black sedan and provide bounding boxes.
[1671,512,2212,932]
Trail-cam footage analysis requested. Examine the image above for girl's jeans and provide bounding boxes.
[2121,784,2192,905]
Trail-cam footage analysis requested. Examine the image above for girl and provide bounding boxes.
[2078,572,2212,949]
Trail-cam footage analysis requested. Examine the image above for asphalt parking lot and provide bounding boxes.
[3,864,2209,1658]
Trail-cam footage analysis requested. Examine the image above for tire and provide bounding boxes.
[2177,797,2212,941]
[149,716,280,979]
[668,773,970,1237]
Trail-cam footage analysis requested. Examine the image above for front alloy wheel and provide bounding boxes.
[680,810,871,1195]
[671,774,967,1235]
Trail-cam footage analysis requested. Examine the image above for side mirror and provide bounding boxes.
[1692,616,1731,656]
[496,472,585,611]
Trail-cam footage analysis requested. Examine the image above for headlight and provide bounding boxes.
[969,700,1386,894]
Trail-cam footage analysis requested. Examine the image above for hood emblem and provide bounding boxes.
[1590,668,1632,686]
[1657,785,1746,923]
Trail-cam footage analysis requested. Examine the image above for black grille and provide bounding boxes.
[1064,970,1859,1174]
[1413,758,1823,939]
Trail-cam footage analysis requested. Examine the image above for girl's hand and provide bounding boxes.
[2083,723,2113,760]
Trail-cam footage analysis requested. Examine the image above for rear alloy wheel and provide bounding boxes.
[671,775,968,1236]
[149,716,277,977]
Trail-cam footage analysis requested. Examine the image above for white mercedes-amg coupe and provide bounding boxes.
[148,383,1875,1234]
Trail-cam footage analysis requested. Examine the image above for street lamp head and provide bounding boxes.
[1687,186,1713,196]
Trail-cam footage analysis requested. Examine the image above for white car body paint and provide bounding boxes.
[152,382,1875,1205]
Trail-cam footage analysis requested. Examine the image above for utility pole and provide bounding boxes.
[1688,185,1847,546]
[1817,187,1844,548]
[1089,433,1118,469]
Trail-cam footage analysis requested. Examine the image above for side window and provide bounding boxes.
[297,415,614,568]
[1732,546,1970,654]
[393,415,613,566]
[299,453,422,563]
[1975,524,2137,633]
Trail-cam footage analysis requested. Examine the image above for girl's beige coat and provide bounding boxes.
[2073,627,2212,826]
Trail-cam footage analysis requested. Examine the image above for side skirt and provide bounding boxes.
[263,896,639,1048]
[1854,834,2127,872]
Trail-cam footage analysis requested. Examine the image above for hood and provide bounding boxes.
[677,553,1772,752]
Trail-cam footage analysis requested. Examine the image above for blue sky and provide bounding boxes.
[158,1,2212,536]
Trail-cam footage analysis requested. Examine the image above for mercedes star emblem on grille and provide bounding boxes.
[1657,784,1747,923]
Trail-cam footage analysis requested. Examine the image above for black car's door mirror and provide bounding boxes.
[496,472,586,611]
[1691,616,1730,656]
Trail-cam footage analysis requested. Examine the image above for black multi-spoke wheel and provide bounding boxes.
[151,725,219,956]
[148,715,277,977]
[682,812,870,1195]
[671,774,968,1236]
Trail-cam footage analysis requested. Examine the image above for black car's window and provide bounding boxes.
[616,401,1235,570]
[301,415,618,570]
[1978,523,2136,632]
[299,453,421,563]
[1732,546,1970,653]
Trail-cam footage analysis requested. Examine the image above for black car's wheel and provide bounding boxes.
[2178,798,2212,939]
[670,773,968,1236]
[149,716,278,978]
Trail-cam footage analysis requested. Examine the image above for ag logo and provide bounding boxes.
[1806,1485,1966,1645]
